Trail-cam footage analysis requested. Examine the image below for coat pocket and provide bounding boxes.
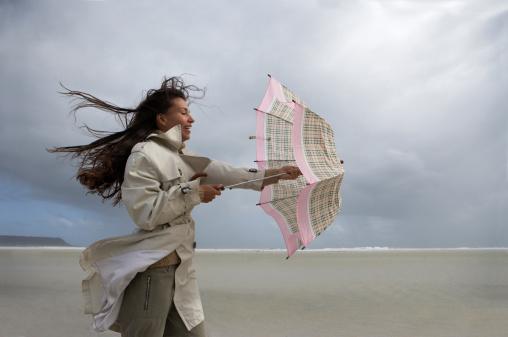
[143,275,151,311]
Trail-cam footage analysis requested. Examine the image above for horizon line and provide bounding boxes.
[1,246,508,251]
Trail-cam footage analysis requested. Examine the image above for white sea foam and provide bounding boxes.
[195,247,508,253]
[1,246,507,252]
[0,246,85,250]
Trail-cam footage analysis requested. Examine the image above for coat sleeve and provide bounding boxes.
[121,151,201,231]
[201,159,266,191]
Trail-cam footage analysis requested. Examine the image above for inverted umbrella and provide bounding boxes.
[252,75,345,258]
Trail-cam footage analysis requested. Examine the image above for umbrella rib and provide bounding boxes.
[256,194,299,206]
[253,108,293,124]
[249,136,271,141]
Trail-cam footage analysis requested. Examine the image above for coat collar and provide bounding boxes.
[144,124,211,172]
[146,124,185,151]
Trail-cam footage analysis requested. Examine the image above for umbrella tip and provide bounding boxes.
[267,73,272,78]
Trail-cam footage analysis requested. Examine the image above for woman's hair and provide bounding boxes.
[47,76,205,206]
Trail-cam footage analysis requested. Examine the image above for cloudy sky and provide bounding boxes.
[0,0,506,248]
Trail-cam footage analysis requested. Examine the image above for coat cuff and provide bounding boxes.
[251,168,266,191]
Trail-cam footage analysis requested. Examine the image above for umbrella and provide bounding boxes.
[252,75,345,258]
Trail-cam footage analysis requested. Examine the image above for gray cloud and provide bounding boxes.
[0,0,506,248]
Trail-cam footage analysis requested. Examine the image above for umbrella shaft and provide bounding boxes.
[225,173,286,189]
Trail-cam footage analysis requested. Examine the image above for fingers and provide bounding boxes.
[279,166,302,180]
[290,167,302,177]
[198,184,224,203]
[207,185,223,195]
[213,184,225,191]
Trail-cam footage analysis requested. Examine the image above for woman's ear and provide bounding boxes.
[155,113,166,131]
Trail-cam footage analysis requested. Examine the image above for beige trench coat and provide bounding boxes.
[79,124,265,332]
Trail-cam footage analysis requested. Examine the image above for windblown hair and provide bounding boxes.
[47,76,205,206]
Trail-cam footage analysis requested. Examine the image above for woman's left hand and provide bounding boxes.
[278,166,302,180]
[261,166,302,189]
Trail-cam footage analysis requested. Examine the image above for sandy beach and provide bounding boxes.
[0,247,507,337]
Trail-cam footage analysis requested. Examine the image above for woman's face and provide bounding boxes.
[158,97,195,141]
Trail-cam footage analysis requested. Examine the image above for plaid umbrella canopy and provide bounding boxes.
[254,75,345,258]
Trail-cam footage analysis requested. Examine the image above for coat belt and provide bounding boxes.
[160,217,191,228]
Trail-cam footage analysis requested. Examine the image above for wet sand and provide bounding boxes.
[1,247,507,337]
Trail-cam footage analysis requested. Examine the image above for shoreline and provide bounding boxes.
[1,246,507,252]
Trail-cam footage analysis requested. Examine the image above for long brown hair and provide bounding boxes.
[47,76,205,206]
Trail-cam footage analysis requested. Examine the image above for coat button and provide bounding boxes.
[181,186,191,194]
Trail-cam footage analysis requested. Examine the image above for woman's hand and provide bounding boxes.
[198,184,224,203]
[261,166,302,188]
[278,166,302,180]
[190,172,224,203]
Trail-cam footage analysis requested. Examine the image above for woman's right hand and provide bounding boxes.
[198,184,224,203]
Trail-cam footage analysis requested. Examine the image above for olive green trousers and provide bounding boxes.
[115,264,207,337]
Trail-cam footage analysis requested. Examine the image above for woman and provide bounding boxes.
[48,76,301,337]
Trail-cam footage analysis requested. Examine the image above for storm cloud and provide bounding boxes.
[0,0,506,248]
